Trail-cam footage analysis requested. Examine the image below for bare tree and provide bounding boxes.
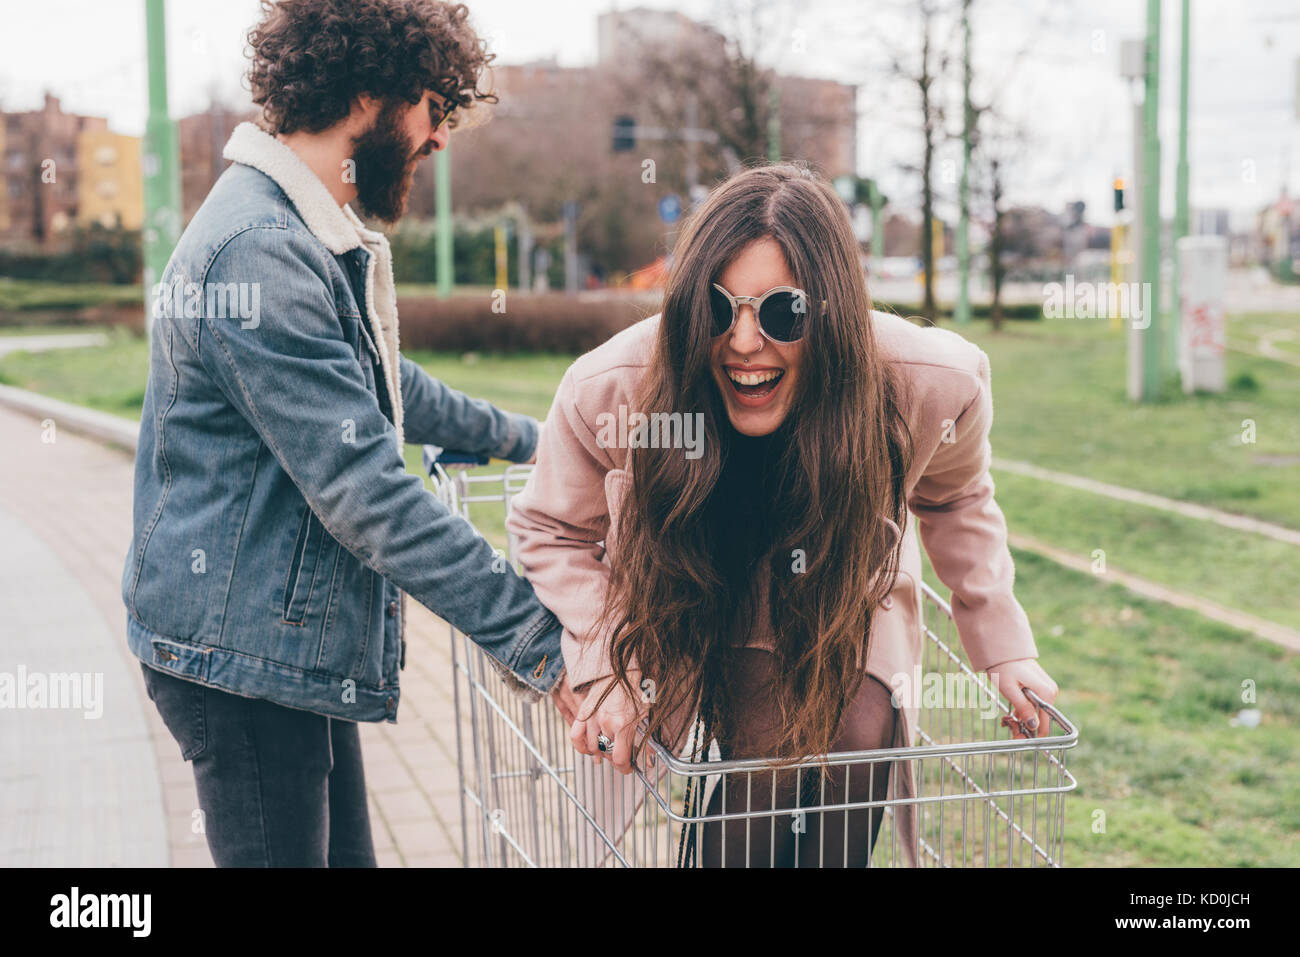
[879,0,954,325]
[959,0,1061,331]
[988,153,1007,330]
[971,111,1030,331]
[608,1,854,195]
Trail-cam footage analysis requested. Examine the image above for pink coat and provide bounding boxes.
[505,310,1039,862]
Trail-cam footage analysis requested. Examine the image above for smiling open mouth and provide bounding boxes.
[725,367,785,398]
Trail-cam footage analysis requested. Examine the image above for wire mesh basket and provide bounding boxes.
[428,459,1078,868]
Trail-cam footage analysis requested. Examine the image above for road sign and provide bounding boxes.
[659,194,682,223]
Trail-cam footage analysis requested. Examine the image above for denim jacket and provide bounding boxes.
[121,122,565,722]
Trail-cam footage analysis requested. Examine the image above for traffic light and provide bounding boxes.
[612,115,636,152]
[1113,177,1125,213]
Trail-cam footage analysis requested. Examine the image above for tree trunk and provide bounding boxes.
[919,14,937,325]
[990,158,1005,332]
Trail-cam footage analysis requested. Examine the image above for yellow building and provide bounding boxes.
[76,129,142,230]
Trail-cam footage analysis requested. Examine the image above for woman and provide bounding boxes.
[506,163,1058,867]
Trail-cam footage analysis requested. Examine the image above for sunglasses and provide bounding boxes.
[709,283,823,343]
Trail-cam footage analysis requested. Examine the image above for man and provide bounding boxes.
[122,0,565,866]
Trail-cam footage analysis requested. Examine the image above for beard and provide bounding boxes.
[350,101,432,224]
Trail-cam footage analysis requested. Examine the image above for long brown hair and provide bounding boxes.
[599,162,915,763]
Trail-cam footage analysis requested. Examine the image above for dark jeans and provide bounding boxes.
[140,662,377,867]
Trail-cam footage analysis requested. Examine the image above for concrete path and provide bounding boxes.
[0,508,166,866]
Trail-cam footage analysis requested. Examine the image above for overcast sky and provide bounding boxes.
[1,0,1297,230]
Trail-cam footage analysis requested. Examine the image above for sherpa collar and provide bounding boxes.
[223,122,364,255]
[221,122,405,449]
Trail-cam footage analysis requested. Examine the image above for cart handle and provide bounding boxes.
[1007,686,1071,737]
[422,444,491,475]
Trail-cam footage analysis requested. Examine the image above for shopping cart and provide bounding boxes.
[425,454,1079,868]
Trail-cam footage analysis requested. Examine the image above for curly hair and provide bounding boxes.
[245,0,498,135]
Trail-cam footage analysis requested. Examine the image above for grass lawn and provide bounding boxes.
[400,349,573,422]
[991,469,1300,631]
[1,315,1297,866]
[984,549,1300,867]
[1227,311,1300,357]
[0,327,147,418]
[954,312,1300,528]
[0,278,142,312]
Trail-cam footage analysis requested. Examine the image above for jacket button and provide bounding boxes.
[387,600,398,617]
[881,595,895,610]
[385,696,396,714]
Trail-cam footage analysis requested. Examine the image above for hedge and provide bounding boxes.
[396,291,658,353]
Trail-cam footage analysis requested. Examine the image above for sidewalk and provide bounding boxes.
[0,332,109,359]
[0,404,466,866]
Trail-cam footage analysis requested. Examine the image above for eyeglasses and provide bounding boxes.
[709,283,823,343]
[427,89,458,131]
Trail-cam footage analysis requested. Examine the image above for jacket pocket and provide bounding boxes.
[356,331,379,392]
[283,505,326,625]
[860,516,910,670]
[863,566,921,672]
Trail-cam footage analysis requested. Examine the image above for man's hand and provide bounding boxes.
[523,423,543,465]
[551,668,582,725]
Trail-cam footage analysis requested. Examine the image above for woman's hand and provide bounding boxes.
[987,658,1059,739]
[570,672,648,775]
